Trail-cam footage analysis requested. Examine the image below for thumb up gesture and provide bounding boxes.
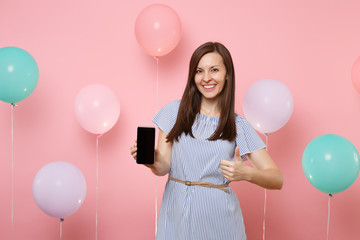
[220,146,252,182]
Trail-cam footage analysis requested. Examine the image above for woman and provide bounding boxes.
[130,42,283,239]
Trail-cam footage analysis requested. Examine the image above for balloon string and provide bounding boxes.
[263,189,267,240]
[155,56,159,112]
[96,134,101,240]
[263,133,268,240]
[155,172,158,236]
[11,103,16,230]
[154,56,159,236]
[60,218,64,240]
[327,194,332,240]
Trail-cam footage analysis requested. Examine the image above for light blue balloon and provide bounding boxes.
[302,134,360,194]
[0,47,39,103]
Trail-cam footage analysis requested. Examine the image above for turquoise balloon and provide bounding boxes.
[302,134,360,194]
[0,47,39,103]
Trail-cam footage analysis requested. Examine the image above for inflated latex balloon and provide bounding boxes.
[302,134,360,194]
[135,4,182,57]
[0,47,39,103]
[32,161,87,218]
[243,79,293,134]
[74,84,120,135]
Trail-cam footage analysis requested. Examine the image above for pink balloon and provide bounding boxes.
[74,84,120,135]
[243,79,293,134]
[135,4,182,57]
[351,56,360,93]
[32,161,87,219]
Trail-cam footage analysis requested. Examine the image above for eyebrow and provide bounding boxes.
[197,65,221,69]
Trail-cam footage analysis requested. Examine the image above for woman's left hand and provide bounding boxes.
[221,146,283,189]
[220,146,252,182]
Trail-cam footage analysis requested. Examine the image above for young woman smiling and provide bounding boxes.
[130,42,283,240]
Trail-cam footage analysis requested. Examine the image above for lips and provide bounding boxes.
[203,84,216,89]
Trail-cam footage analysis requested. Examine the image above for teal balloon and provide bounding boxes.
[0,47,39,103]
[302,134,360,194]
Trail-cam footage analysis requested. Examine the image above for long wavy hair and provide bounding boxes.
[166,42,236,142]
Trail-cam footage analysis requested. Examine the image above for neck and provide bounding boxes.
[200,99,220,117]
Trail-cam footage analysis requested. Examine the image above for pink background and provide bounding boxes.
[1,0,360,239]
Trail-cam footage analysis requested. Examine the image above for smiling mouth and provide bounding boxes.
[203,85,216,89]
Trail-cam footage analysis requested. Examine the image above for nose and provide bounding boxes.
[203,71,211,81]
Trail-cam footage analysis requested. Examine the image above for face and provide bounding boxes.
[194,52,227,101]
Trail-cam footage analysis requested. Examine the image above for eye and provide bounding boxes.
[196,69,202,74]
[211,68,219,72]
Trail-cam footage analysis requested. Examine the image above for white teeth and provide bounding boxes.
[204,85,215,89]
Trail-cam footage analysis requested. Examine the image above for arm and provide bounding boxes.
[130,129,172,176]
[220,147,283,190]
[149,129,172,176]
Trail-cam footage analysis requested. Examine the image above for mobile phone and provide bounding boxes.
[136,127,155,164]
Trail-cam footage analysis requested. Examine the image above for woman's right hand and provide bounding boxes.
[130,140,156,169]
[130,140,137,160]
[130,129,172,176]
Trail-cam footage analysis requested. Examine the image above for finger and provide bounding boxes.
[130,141,137,150]
[221,169,231,181]
[132,140,137,147]
[220,161,231,170]
[234,146,242,162]
[130,147,137,155]
[220,164,234,177]
[220,159,233,167]
[220,168,231,176]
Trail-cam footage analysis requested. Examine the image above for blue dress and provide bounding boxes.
[153,100,266,240]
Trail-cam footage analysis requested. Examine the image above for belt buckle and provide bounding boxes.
[185,181,192,186]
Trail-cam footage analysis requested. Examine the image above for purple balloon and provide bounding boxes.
[243,79,293,134]
[32,161,87,218]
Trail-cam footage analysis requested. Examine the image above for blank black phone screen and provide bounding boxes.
[136,127,155,164]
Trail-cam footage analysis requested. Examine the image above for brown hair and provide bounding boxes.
[167,42,236,142]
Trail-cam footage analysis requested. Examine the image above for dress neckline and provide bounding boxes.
[198,113,220,122]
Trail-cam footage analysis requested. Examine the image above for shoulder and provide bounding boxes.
[159,99,181,114]
[156,99,181,118]
[234,114,258,133]
[166,99,181,109]
[153,100,181,134]
[234,113,248,126]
